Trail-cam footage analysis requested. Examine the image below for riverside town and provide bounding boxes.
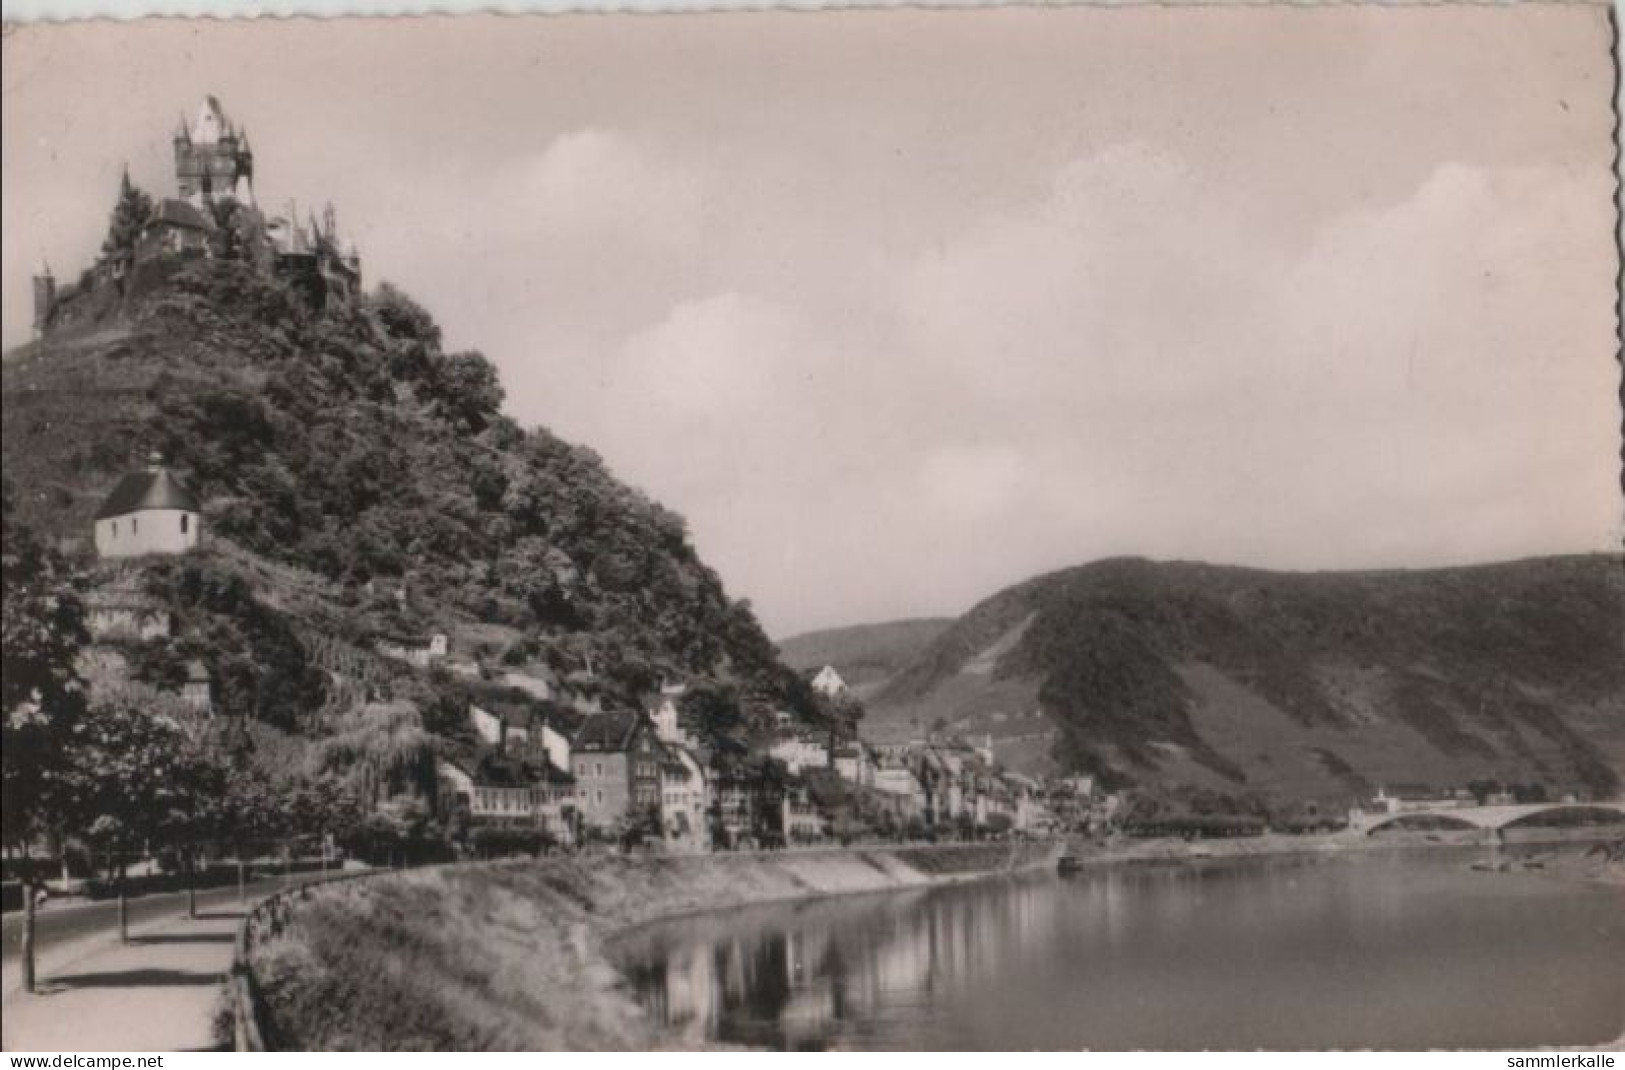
[3,7,1623,1060]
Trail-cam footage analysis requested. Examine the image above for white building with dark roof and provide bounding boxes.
[809,665,849,699]
[94,454,201,559]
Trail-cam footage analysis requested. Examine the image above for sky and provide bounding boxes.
[2,7,1620,637]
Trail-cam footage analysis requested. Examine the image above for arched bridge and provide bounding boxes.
[1350,802,1625,836]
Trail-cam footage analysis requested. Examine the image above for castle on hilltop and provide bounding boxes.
[33,96,362,335]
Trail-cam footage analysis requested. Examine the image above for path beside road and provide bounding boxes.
[1,869,362,1052]
[2,875,299,972]
[1,905,241,1052]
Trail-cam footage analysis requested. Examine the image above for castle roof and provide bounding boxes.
[188,96,234,146]
[150,198,216,233]
[96,461,200,519]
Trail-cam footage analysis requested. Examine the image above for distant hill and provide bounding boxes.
[777,618,952,699]
[864,556,1625,800]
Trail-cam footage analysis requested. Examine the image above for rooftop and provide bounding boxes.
[96,459,200,519]
[572,709,644,753]
[149,198,216,233]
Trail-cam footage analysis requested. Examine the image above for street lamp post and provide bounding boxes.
[21,880,37,993]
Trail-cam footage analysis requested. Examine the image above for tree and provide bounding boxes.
[470,825,549,860]
[211,760,285,863]
[311,702,436,806]
[287,775,365,857]
[1,482,88,866]
[58,700,223,879]
[207,197,256,261]
[679,682,746,748]
[369,282,443,349]
[353,796,440,867]
[2,485,95,987]
[1513,782,1549,804]
[431,350,505,432]
[101,169,154,260]
[617,803,663,854]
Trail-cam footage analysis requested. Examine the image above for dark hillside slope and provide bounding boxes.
[2,260,812,729]
[777,618,952,697]
[875,556,1625,800]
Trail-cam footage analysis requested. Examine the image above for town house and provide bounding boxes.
[436,754,575,842]
[571,710,663,833]
[658,746,710,853]
[770,726,830,775]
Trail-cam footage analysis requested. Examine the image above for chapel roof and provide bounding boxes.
[96,459,200,519]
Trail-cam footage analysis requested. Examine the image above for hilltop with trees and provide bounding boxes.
[2,168,821,876]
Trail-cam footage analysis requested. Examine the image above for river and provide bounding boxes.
[613,846,1625,1050]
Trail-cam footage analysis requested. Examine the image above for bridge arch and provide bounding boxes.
[1364,813,1483,836]
[1361,802,1625,836]
[1497,804,1625,830]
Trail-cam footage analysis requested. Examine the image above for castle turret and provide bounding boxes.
[31,262,55,336]
[234,128,255,204]
[174,95,253,207]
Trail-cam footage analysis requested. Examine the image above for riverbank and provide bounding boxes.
[1472,838,1625,888]
[243,842,1052,1050]
[1064,829,1625,885]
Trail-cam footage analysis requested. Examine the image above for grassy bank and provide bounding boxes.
[245,843,1051,1050]
[1062,830,1386,868]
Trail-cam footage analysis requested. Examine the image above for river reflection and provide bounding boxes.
[612,849,1625,1050]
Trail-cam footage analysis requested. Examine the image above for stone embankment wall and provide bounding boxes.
[239,842,1052,1051]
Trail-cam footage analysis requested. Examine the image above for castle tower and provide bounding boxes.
[31,262,55,336]
[173,96,254,208]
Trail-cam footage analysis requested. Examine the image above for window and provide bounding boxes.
[180,514,189,534]
[132,517,138,534]
[111,521,118,537]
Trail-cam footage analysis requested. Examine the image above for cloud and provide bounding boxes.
[562,143,1616,634]
[517,128,707,250]
[917,442,1029,519]
[612,291,802,421]
[840,147,1615,600]
[896,143,1271,412]
[4,12,1613,638]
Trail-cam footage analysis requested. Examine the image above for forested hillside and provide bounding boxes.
[2,255,814,735]
[778,618,951,698]
[871,556,1625,801]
